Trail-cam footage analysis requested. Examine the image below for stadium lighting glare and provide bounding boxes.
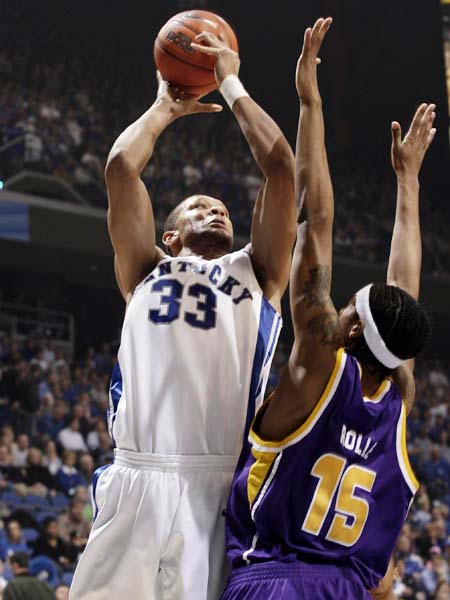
[0,181,4,190]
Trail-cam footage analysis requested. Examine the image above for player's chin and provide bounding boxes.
[199,227,233,250]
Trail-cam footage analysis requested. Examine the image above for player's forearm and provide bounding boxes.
[387,176,421,300]
[232,97,293,177]
[106,100,174,177]
[296,99,333,225]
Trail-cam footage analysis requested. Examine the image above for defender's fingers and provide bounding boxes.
[318,17,333,39]
[426,128,437,148]
[302,27,312,54]
[410,103,428,136]
[391,121,402,150]
[419,104,436,141]
[190,43,220,56]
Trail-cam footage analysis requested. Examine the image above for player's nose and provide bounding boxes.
[209,206,227,217]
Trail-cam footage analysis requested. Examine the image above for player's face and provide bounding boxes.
[178,195,233,248]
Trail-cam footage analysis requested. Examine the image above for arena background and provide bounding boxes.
[0,0,449,597]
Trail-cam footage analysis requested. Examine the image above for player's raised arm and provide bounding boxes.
[387,104,436,409]
[257,18,339,439]
[387,103,436,300]
[105,75,222,302]
[191,34,296,309]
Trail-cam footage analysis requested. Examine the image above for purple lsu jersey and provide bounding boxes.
[225,348,418,590]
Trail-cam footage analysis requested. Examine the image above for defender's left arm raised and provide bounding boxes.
[387,104,436,410]
[192,34,296,309]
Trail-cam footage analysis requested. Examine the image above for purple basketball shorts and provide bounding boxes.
[220,561,371,600]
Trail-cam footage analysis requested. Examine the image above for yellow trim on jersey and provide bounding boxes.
[247,448,278,507]
[249,348,345,450]
[400,401,419,491]
[364,379,391,403]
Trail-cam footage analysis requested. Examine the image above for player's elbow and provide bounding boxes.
[105,150,139,183]
[264,139,295,177]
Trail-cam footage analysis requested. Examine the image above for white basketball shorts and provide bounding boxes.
[69,449,236,600]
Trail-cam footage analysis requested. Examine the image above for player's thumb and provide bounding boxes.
[391,122,402,149]
[196,103,223,114]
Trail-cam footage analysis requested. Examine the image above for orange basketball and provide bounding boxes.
[154,10,239,97]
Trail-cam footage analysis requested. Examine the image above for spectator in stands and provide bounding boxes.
[57,416,87,452]
[92,431,113,465]
[0,444,13,467]
[422,446,450,500]
[57,499,90,546]
[0,520,30,560]
[0,426,16,454]
[12,434,29,467]
[32,517,74,569]
[42,440,62,476]
[436,580,450,600]
[55,451,81,496]
[14,447,56,498]
[3,551,55,600]
[0,559,8,593]
[86,417,107,450]
[420,546,450,597]
[54,583,70,599]
[77,453,94,488]
[37,400,67,438]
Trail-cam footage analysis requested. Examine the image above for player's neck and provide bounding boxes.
[178,243,228,261]
[359,363,386,397]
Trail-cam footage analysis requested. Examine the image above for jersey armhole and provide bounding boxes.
[395,401,419,495]
[249,349,347,452]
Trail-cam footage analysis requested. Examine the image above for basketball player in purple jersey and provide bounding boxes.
[221,17,436,600]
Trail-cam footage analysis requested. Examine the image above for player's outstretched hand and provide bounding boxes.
[391,103,437,178]
[296,17,332,104]
[155,71,223,117]
[191,32,240,87]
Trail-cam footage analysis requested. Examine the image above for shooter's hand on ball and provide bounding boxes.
[155,71,223,118]
[391,103,437,179]
[296,17,332,105]
[191,32,240,87]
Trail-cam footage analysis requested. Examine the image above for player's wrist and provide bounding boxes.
[219,75,249,109]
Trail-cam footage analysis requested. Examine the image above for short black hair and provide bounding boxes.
[348,282,431,377]
[164,201,186,233]
[42,516,57,529]
[10,552,29,568]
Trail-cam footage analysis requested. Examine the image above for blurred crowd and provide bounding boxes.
[0,330,447,597]
[0,37,449,276]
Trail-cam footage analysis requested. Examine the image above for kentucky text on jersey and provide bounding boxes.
[225,349,419,590]
[143,259,253,306]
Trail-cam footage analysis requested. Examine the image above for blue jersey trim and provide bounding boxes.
[108,360,123,446]
[243,298,278,442]
[92,464,113,521]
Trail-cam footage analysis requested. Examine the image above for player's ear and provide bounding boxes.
[162,230,181,254]
[348,319,364,340]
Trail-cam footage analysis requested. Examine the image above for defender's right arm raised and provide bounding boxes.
[258,18,340,440]
[105,77,222,302]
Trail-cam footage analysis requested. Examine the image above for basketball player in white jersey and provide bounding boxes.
[69,32,296,600]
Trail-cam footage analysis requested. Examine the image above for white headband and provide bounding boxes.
[355,284,404,369]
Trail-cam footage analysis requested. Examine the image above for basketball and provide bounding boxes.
[154,10,239,97]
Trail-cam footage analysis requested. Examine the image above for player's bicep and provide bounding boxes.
[393,362,416,415]
[106,167,160,296]
[250,160,296,303]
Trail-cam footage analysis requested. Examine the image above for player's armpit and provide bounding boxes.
[393,362,416,415]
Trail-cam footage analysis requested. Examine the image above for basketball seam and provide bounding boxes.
[155,40,215,74]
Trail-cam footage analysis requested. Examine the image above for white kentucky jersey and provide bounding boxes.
[108,247,282,456]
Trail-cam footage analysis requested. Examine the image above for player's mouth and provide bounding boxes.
[208,219,227,229]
